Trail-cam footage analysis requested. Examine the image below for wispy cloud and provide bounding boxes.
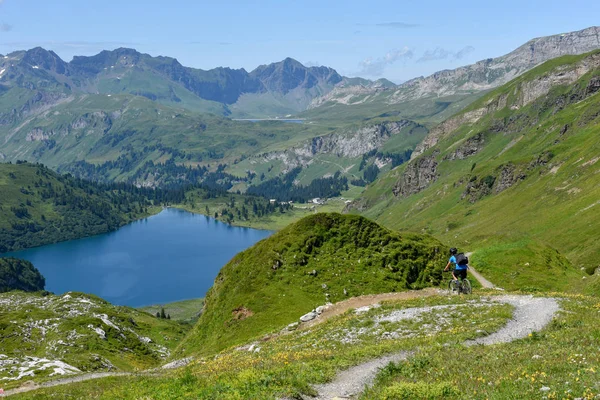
[359,47,413,76]
[455,45,475,59]
[304,61,322,67]
[417,45,475,63]
[375,22,419,29]
[0,23,11,32]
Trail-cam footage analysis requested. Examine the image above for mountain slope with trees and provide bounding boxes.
[0,257,45,293]
[0,162,176,253]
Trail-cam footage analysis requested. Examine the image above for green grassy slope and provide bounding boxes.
[176,213,447,356]
[354,51,600,293]
[12,293,600,399]
[138,298,204,324]
[0,291,187,388]
[0,162,155,253]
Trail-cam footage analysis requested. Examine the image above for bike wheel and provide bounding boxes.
[448,279,458,293]
[462,279,472,294]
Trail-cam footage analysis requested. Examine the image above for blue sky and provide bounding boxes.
[0,0,598,83]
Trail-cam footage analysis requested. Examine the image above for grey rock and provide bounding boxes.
[392,155,439,197]
[300,312,318,322]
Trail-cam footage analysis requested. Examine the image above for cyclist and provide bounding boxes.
[444,247,468,286]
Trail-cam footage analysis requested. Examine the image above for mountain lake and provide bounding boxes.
[1,208,272,307]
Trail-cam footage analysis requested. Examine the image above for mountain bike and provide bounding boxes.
[445,271,472,294]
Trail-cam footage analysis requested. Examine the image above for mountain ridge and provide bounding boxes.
[309,26,600,109]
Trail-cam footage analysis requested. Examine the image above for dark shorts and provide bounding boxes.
[454,269,467,280]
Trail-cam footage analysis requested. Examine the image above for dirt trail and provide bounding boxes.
[2,268,528,398]
[3,372,130,396]
[306,295,559,400]
[300,288,443,330]
[464,252,502,290]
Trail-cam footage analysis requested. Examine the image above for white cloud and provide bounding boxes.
[359,47,414,76]
[417,46,476,63]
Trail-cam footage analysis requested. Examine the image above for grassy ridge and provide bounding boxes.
[355,51,600,293]
[176,213,447,356]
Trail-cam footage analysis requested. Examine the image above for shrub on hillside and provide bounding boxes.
[0,257,46,293]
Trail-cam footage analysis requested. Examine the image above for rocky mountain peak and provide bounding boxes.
[21,47,68,74]
[250,57,342,94]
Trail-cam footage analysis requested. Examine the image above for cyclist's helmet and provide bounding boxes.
[449,247,458,255]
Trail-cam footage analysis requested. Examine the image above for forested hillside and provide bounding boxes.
[0,162,180,252]
[0,257,45,293]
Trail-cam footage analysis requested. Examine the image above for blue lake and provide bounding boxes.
[2,208,272,307]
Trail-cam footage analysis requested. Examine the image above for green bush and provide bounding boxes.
[381,382,459,399]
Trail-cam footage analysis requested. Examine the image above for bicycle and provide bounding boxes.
[444,271,472,294]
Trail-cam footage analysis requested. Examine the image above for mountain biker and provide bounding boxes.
[444,247,468,283]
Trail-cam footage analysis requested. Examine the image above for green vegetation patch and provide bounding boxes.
[0,291,188,388]
[139,298,204,324]
[0,257,45,293]
[176,213,448,356]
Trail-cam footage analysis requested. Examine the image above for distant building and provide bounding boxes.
[312,198,321,204]
[269,199,277,204]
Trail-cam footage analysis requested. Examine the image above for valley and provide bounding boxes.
[1,20,600,399]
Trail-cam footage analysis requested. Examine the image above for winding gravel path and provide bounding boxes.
[306,295,559,400]
[3,372,131,396]
[4,293,559,399]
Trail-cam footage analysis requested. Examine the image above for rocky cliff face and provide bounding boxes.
[250,58,342,94]
[391,155,439,197]
[258,121,417,171]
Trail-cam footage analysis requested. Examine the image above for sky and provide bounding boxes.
[0,0,599,83]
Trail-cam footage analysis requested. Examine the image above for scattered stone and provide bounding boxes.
[308,270,318,276]
[162,357,193,369]
[286,322,300,331]
[321,283,328,289]
[532,354,542,359]
[316,306,325,314]
[540,386,551,392]
[300,312,318,322]
[343,288,348,296]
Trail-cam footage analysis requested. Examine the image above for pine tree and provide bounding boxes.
[160,307,166,319]
[167,314,171,320]
[156,311,160,318]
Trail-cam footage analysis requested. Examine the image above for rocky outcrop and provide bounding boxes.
[392,155,439,197]
[308,80,391,109]
[26,128,55,142]
[445,132,485,160]
[258,120,420,171]
[495,163,527,194]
